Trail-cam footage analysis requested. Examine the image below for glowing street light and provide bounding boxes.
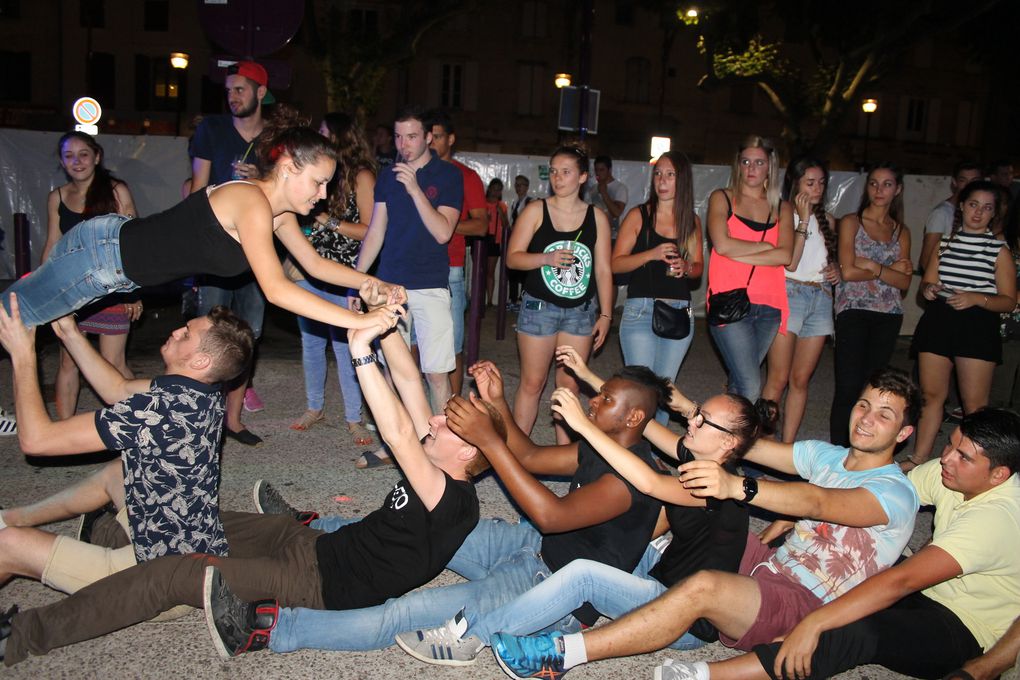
[170,52,190,70]
[170,52,190,136]
[554,73,572,89]
[681,7,699,25]
[861,98,878,168]
[862,98,878,114]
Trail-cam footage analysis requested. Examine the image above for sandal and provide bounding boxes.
[355,448,395,469]
[290,409,325,431]
[347,421,374,446]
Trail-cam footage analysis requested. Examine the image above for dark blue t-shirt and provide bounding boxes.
[95,375,228,562]
[375,150,463,289]
[191,115,257,185]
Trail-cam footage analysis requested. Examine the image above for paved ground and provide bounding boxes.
[0,298,941,679]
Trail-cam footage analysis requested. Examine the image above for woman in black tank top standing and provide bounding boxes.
[43,131,142,419]
[612,152,703,425]
[506,146,613,444]
[2,114,405,331]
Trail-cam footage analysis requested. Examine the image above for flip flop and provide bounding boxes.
[355,448,395,469]
[347,421,374,446]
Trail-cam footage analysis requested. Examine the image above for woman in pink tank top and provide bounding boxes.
[706,135,794,402]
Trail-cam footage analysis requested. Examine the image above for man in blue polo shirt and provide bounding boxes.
[356,105,463,413]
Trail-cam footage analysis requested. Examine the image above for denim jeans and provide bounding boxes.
[449,266,466,354]
[269,518,548,652]
[197,276,266,339]
[465,546,705,650]
[3,214,137,328]
[708,303,782,401]
[619,297,694,424]
[293,279,362,420]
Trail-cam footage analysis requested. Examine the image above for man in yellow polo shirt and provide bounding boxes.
[650,407,1020,680]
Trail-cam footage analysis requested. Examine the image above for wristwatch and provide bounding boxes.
[741,476,759,504]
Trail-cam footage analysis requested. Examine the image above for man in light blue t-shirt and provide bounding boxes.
[493,367,921,678]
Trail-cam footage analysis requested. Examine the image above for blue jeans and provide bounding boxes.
[709,303,781,401]
[293,279,363,419]
[619,297,694,424]
[3,215,137,328]
[197,277,266,339]
[449,266,466,354]
[269,518,549,652]
[465,544,705,650]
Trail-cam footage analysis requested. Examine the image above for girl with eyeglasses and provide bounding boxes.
[762,158,840,442]
[705,136,794,401]
[905,180,1017,469]
[506,146,613,444]
[829,163,913,446]
[611,152,704,425]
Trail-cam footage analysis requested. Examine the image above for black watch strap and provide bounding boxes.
[741,476,759,504]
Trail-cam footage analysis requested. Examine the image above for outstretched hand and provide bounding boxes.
[350,304,404,347]
[468,361,505,405]
[445,394,500,450]
[50,314,82,342]
[549,387,588,431]
[677,459,741,499]
[555,345,597,386]
[0,293,36,359]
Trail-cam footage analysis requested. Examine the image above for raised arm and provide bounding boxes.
[0,295,105,456]
[551,388,702,507]
[447,394,635,532]
[393,163,459,243]
[741,437,799,474]
[51,315,151,403]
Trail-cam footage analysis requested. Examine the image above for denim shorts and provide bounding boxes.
[516,292,597,337]
[785,279,834,337]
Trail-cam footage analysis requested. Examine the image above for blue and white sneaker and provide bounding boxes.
[492,631,568,679]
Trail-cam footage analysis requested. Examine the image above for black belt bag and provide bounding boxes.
[652,300,692,339]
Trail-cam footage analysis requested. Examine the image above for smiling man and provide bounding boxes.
[493,367,921,679]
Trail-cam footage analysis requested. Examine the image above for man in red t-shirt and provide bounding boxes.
[429,110,487,396]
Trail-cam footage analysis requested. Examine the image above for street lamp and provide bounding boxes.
[554,73,572,89]
[170,52,189,136]
[861,98,878,169]
[681,7,699,25]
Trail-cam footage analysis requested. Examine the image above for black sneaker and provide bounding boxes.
[0,605,18,662]
[203,566,277,659]
[76,502,116,544]
[252,480,319,525]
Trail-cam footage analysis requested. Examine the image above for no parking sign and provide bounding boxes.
[72,97,102,135]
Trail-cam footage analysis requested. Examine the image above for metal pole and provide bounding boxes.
[13,213,31,278]
[496,217,510,340]
[577,0,593,140]
[465,238,487,366]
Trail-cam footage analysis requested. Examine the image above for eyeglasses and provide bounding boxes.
[692,406,734,435]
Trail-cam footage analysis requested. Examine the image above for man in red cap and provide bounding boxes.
[188,60,275,447]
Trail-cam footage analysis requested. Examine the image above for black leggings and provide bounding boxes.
[830,309,903,445]
[753,592,981,680]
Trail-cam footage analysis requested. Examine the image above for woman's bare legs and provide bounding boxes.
[913,352,954,464]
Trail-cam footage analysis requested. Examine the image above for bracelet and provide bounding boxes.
[599,313,611,320]
[876,265,884,280]
[794,227,808,236]
[351,354,377,368]
[983,295,990,308]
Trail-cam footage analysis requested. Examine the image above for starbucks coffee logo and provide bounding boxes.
[541,239,592,300]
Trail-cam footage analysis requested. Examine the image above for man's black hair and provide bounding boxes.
[394,104,434,133]
[866,367,922,427]
[594,155,612,168]
[428,108,455,136]
[960,408,1020,475]
[611,365,671,421]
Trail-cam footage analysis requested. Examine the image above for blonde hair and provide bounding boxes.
[728,135,781,213]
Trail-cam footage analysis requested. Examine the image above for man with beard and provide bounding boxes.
[189,60,276,447]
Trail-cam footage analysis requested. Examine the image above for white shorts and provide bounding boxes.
[400,287,456,374]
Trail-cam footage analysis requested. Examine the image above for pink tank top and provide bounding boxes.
[707,193,789,333]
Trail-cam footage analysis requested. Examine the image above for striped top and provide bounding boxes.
[937,231,1006,294]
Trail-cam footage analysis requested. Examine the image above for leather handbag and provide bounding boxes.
[652,299,691,339]
[707,223,770,327]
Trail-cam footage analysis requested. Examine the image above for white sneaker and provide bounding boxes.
[394,609,484,666]
[0,409,16,436]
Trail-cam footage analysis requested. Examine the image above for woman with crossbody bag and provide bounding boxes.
[612,152,703,424]
[705,136,793,400]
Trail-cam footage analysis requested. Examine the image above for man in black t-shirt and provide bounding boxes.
[0,294,504,666]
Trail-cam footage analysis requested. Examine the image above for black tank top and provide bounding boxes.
[522,200,598,308]
[119,186,249,287]
[57,189,84,235]
[627,205,691,301]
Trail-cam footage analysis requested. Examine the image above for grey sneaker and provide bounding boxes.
[203,566,278,660]
[252,480,319,525]
[394,609,484,666]
[655,659,703,680]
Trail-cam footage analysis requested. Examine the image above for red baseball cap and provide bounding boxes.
[228,61,275,104]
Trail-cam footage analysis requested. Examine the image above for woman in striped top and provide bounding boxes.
[905,180,1018,469]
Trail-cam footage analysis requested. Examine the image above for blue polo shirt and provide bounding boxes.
[375,150,463,289]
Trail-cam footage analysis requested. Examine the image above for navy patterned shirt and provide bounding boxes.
[95,375,228,561]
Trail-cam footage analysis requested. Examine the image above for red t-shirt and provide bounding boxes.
[448,158,487,267]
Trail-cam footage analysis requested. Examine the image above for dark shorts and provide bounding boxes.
[914,298,1002,364]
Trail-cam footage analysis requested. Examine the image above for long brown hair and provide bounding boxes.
[57,131,122,218]
[782,157,837,264]
[856,162,904,226]
[321,111,377,219]
[648,152,697,257]
[255,104,338,179]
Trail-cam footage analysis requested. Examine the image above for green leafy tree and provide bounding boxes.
[671,0,1003,159]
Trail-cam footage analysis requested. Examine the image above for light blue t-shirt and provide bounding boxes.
[767,440,919,603]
